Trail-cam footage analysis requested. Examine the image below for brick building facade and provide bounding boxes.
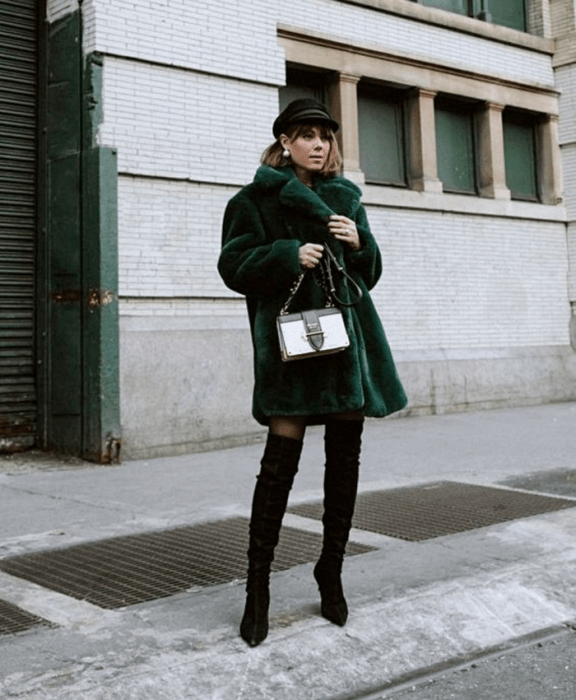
[1,0,575,460]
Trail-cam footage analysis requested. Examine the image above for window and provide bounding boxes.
[416,0,526,32]
[489,0,526,32]
[503,110,539,201]
[435,99,477,194]
[419,0,470,15]
[358,83,407,186]
[279,66,330,112]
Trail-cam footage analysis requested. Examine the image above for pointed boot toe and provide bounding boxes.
[240,587,270,647]
[314,560,349,627]
[320,597,348,626]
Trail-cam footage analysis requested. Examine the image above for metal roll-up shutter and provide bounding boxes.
[0,0,38,450]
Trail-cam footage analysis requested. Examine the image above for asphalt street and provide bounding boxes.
[376,625,576,700]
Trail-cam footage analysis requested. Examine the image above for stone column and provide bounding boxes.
[406,88,442,193]
[329,73,364,183]
[538,114,563,205]
[527,0,552,36]
[477,103,510,200]
[549,0,576,38]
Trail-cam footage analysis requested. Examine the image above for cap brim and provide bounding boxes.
[273,110,339,138]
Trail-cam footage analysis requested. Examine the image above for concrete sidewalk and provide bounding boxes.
[1,403,576,699]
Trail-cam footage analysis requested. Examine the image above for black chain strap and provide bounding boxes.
[279,273,307,316]
[279,244,363,316]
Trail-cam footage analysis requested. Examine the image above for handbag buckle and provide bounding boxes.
[302,311,325,350]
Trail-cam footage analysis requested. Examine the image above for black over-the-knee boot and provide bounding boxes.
[314,418,363,626]
[240,433,303,647]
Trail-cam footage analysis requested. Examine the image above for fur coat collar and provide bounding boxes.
[252,165,362,222]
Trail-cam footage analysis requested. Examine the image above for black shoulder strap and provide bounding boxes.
[322,245,363,308]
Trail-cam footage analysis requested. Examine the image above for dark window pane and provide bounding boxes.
[280,68,328,111]
[504,115,538,200]
[358,90,406,186]
[435,106,476,194]
[419,0,526,31]
[489,0,526,31]
[419,0,469,14]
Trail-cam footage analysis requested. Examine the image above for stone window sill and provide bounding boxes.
[361,183,566,221]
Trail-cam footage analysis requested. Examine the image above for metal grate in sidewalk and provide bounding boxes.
[288,481,576,542]
[0,600,54,636]
[0,517,373,610]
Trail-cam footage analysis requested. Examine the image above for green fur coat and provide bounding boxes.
[218,165,407,425]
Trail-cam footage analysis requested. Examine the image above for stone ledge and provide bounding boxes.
[362,184,567,221]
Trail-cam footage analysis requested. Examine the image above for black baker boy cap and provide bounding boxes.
[272,98,340,139]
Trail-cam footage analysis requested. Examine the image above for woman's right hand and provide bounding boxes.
[298,243,324,270]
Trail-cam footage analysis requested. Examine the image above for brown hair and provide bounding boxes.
[261,122,342,177]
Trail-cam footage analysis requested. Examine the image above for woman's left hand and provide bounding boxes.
[328,215,361,251]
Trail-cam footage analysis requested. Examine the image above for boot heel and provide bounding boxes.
[314,559,348,626]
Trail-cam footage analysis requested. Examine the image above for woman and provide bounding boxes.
[218,98,407,647]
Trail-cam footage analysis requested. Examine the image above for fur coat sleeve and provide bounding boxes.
[218,191,303,297]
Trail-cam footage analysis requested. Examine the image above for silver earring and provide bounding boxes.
[282,148,290,159]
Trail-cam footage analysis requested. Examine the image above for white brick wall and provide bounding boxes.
[562,143,576,219]
[556,64,576,145]
[100,57,276,184]
[119,297,247,320]
[83,0,285,85]
[94,0,558,188]
[278,0,554,87]
[550,0,576,37]
[100,0,568,354]
[86,0,575,451]
[118,176,234,297]
[568,222,576,301]
[85,0,555,87]
[118,171,570,350]
[366,208,570,350]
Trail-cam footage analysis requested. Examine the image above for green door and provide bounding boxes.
[0,0,38,450]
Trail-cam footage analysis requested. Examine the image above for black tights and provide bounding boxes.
[268,411,363,441]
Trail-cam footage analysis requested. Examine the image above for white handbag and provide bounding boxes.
[276,245,362,362]
[277,307,350,362]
